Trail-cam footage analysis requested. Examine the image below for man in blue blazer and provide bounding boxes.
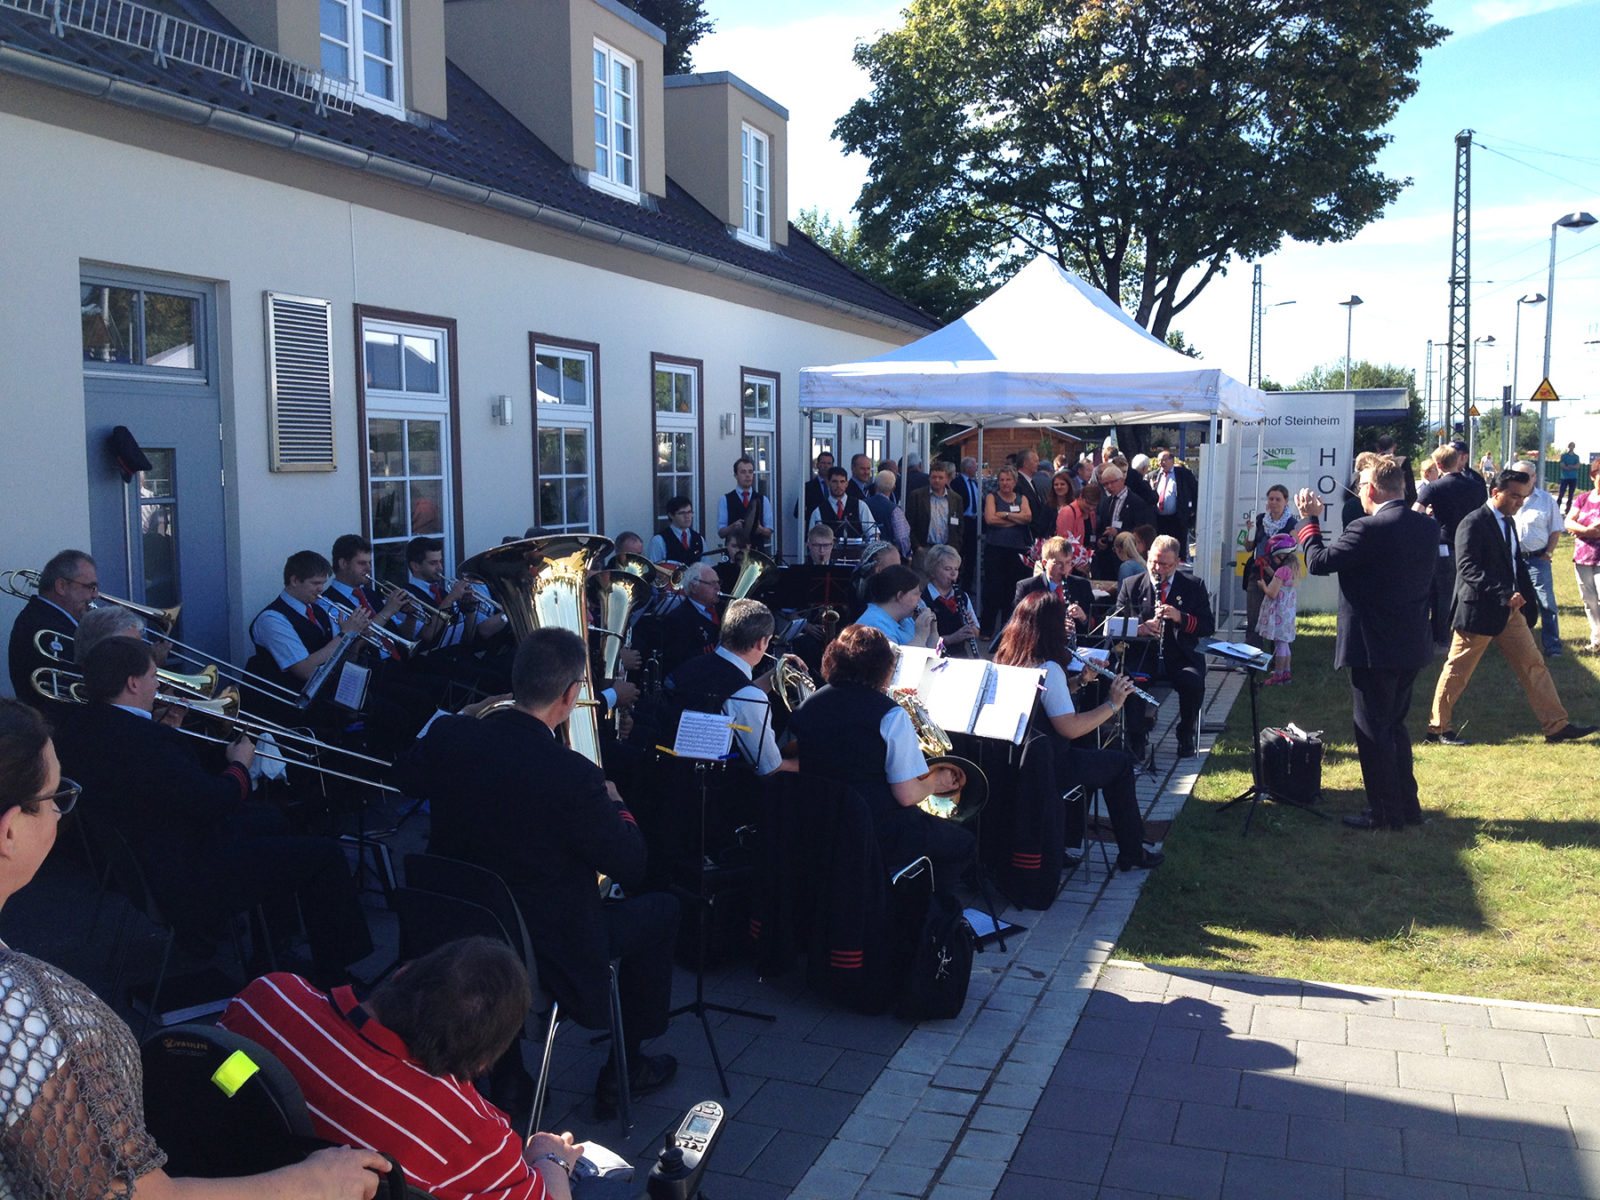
[1295,457,1439,830]
[1429,469,1595,746]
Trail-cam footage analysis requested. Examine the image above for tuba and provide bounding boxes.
[458,535,614,767]
[589,569,652,681]
[890,686,988,823]
[725,548,780,600]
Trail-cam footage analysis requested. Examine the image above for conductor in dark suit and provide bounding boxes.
[1428,469,1595,746]
[54,638,372,981]
[1295,456,1438,830]
[1113,535,1214,758]
[1093,467,1156,579]
[395,627,679,1117]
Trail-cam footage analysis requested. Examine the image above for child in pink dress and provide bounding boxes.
[1256,533,1302,685]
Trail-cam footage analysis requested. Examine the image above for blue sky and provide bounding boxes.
[694,0,1600,423]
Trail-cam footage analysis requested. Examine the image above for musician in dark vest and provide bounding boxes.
[8,549,98,724]
[808,467,878,542]
[786,625,973,887]
[665,599,797,776]
[246,550,370,700]
[403,536,508,655]
[646,495,705,567]
[716,457,772,553]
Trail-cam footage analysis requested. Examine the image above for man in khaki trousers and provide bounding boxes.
[1428,469,1595,746]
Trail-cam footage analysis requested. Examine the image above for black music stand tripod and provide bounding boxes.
[1208,641,1328,836]
[665,739,775,1098]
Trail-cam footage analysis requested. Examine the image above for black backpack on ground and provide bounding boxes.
[1257,724,1324,806]
[892,858,976,1022]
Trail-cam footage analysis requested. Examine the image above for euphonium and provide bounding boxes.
[589,569,651,682]
[772,656,816,713]
[458,535,614,766]
[727,548,779,600]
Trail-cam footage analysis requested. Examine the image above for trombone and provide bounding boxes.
[30,666,399,790]
[319,594,422,656]
[1,569,181,632]
[32,628,220,698]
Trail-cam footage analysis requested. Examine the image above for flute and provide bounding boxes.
[1072,653,1158,707]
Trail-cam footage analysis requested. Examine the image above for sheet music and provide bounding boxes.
[1102,616,1140,638]
[918,657,991,734]
[671,709,735,760]
[333,662,369,711]
[973,663,1045,744]
[891,645,941,691]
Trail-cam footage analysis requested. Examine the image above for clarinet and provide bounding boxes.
[955,587,982,658]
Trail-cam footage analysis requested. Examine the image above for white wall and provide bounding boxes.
[0,110,909,680]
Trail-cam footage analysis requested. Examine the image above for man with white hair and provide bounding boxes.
[1152,449,1200,559]
[657,561,722,677]
[1113,535,1214,758]
[1512,459,1564,656]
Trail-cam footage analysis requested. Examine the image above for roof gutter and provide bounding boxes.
[0,43,932,337]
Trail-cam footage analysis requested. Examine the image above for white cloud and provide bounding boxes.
[1430,0,1592,36]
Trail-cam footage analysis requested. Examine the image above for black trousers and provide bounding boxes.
[1349,665,1421,829]
[981,544,1028,632]
[1156,514,1189,559]
[1056,740,1146,862]
[877,806,975,894]
[538,891,678,1046]
[1127,652,1205,751]
[1430,551,1455,646]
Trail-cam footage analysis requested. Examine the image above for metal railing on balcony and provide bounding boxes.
[3,0,358,115]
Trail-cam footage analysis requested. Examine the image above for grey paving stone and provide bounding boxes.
[1441,1022,1551,1065]
[1286,1113,1404,1173]
[1402,1127,1528,1189]
[1220,1151,1343,1200]
[1453,1093,1575,1147]
[1301,985,1394,1016]
[808,1011,918,1054]
[862,1161,938,1196]
[1158,996,1233,1029]
[1099,965,1169,994]
[1132,1058,1244,1106]
[956,1129,1020,1161]
[1346,1013,1449,1054]
[1504,1062,1600,1107]
[1487,1006,1594,1035]
[854,1089,919,1122]
[874,1067,934,1097]
[1118,1094,1181,1143]
[1520,1141,1600,1198]
[996,1059,1053,1087]
[836,1114,903,1149]
[1210,978,1305,1008]
[825,1139,888,1176]
[1292,1040,1399,1087]
[992,1172,1099,1200]
[1565,1103,1600,1151]
[740,1080,855,1137]
[705,1170,803,1200]
[902,1028,963,1056]
[1173,1099,1289,1157]
[1396,1050,1508,1098]
[1249,1004,1347,1044]
[1101,1135,1226,1200]
[745,1129,831,1189]
[1192,1030,1297,1073]
[1546,1033,1600,1072]
[1344,1082,1460,1133]
[947,1038,1003,1068]
[1069,1014,1155,1055]
[982,988,1036,1014]
[1162,975,1216,1000]
[969,1103,1032,1134]
[1393,997,1493,1027]
[1084,988,1162,1029]
[1146,1023,1201,1063]
[822,1051,892,1094]
[1005,1038,1066,1066]
[1344,1167,1470,1198]
[928,1184,994,1200]
[1008,1127,1112,1182]
[1050,1046,1143,1093]
[917,1087,978,1116]
[936,1155,1010,1192]
[1031,1084,1130,1135]
[932,1063,991,1092]
[892,1045,957,1075]
[881,1134,951,1169]
[730,1036,845,1086]
[704,1120,780,1175]
[1237,1071,1344,1120]
[983,1081,1044,1110]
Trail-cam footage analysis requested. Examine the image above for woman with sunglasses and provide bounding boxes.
[0,698,388,1200]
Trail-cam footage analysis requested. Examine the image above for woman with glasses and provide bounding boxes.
[0,698,388,1200]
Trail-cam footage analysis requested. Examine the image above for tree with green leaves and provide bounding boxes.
[620,0,712,75]
[836,0,1445,338]
[794,208,968,322]
[1295,361,1424,454]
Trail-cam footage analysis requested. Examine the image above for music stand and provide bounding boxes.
[1207,640,1327,835]
[660,708,776,1098]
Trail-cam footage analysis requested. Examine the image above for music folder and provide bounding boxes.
[893,648,1043,746]
[1100,615,1140,639]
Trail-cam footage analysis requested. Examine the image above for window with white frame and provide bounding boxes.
[865,418,888,467]
[321,0,403,111]
[741,371,777,549]
[653,360,699,523]
[738,124,770,247]
[533,343,598,534]
[809,413,835,465]
[363,318,451,582]
[592,40,638,199]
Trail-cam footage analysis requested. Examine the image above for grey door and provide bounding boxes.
[81,273,230,657]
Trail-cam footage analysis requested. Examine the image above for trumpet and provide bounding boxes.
[319,595,422,656]
[1,569,180,632]
[28,667,399,791]
[371,576,449,624]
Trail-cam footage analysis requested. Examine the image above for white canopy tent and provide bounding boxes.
[798,254,1269,609]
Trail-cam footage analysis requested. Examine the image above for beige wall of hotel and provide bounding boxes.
[0,108,907,683]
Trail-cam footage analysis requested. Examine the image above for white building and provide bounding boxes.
[0,0,936,677]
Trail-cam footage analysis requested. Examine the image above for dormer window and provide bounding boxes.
[738,123,770,248]
[322,0,404,112]
[592,40,639,200]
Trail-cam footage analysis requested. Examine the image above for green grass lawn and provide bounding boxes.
[1119,540,1600,1007]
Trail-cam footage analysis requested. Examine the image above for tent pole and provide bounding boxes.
[975,422,985,626]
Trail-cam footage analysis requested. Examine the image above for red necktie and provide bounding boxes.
[304,604,317,623]
[836,500,845,519]
[680,530,690,550]
[431,583,444,604]
[354,590,394,658]
[741,490,750,507]
[356,590,375,614]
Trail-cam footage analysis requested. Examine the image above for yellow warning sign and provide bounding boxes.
[1530,378,1560,403]
[1468,405,1480,417]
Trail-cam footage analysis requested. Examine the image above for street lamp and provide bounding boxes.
[1255,300,1295,386]
[1472,334,1496,469]
[1537,211,1598,482]
[1338,296,1363,389]
[1508,293,1545,465]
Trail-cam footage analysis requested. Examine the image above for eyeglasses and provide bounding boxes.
[67,577,99,592]
[37,777,81,816]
